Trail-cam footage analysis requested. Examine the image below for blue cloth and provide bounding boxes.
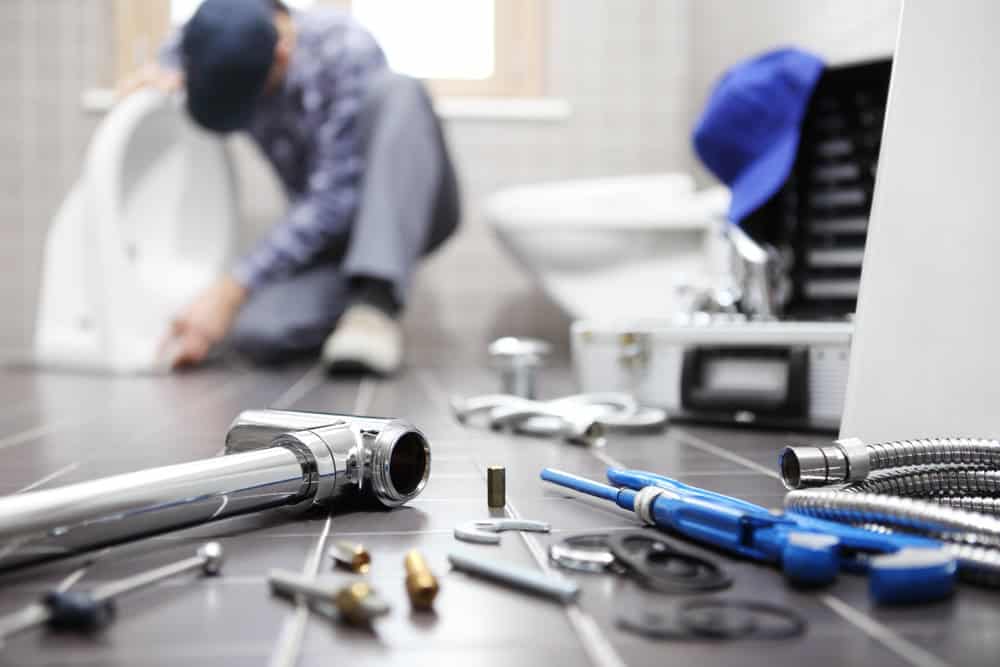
[163,8,388,291]
[693,48,825,224]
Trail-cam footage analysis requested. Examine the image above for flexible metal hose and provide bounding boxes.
[779,436,1000,586]
[780,437,1000,489]
[844,465,1000,502]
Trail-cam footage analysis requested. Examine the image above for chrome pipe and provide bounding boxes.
[0,410,431,571]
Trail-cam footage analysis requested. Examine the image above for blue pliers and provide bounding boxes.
[541,467,956,604]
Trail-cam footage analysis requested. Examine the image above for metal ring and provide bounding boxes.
[608,531,732,594]
[678,598,807,640]
[548,533,625,573]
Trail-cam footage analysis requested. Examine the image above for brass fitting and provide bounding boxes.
[487,466,506,509]
[404,549,439,610]
[329,540,371,573]
[333,582,390,625]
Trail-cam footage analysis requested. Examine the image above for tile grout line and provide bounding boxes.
[670,427,780,479]
[821,594,950,667]
[417,368,627,667]
[268,376,376,667]
[667,427,952,667]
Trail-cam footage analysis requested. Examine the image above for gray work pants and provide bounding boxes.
[229,72,460,363]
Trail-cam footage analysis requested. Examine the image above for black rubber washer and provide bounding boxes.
[678,598,807,640]
[608,531,732,594]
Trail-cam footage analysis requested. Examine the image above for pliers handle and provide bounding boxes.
[606,468,956,604]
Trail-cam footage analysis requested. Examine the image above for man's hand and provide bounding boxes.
[163,276,248,369]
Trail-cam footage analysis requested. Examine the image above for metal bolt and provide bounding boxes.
[404,550,439,610]
[328,540,371,573]
[268,569,389,626]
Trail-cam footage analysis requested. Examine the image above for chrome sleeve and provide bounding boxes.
[780,437,1000,489]
[0,447,311,571]
[226,409,431,508]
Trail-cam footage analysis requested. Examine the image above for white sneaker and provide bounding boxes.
[321,304,403,375]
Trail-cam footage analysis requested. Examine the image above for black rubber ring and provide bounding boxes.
[678,598,808,640]
[608,531,732,594]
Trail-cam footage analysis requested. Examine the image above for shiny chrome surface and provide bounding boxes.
[0,409,432,570]
[0,445,309,570]
[226,409,431,507]
[488,336,551,399]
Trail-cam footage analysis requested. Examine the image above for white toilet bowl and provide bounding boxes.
[484,173,729,321]
[34,90,238,373]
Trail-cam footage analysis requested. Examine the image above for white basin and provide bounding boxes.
[484,173,729,320]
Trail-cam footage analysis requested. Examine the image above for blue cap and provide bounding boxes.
[693,48,825,224]
[181,0,279,133]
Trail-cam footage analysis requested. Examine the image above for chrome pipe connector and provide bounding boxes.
[779,437,869,489]
[0,409,430,570]
[226,409,431,508]
[780,436,1000,490]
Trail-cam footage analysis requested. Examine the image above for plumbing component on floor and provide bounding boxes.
[487,466,506,508]
[488,337,551,399]
[0,542,223,644]
[329,541,372,574]
[616,595,807,641]
[780,436,1000,584]
[269,570,390,626]
[541,467,960,604]
[447,552,580,604]
[403,550,439,611]
[548,533,623,573]
[451,392,667,446]
[780,437,1000,489]
[571,318,852,432]
[0,409,430,570]
[607,531,731,594]
[453,519,551,545]
[547,531,729,592]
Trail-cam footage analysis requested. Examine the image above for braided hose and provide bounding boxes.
[843,465,1000,502]
[779,437,1000,489]
[781,438,1000,587]
[785,489,1000,546]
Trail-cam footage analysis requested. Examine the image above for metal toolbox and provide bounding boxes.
[571,319,852,431]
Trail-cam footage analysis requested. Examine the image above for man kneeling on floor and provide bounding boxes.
[134,0,460,374]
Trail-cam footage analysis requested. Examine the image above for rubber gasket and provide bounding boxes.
[616,597,807,641]
[608,531,732,594]
[678,598,807,640]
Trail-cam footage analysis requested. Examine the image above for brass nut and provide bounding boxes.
[487,466,506,509]
[404,549,439,610]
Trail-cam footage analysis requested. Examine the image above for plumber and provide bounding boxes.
[128,0,460,375]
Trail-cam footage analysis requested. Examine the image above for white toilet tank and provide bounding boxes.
[35,90,238,373]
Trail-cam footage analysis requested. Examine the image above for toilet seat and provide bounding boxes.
[34,90,238,373]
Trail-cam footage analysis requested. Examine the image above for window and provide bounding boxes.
[117,0,545,97]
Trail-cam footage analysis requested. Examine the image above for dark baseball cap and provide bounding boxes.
[181,0,279,133]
